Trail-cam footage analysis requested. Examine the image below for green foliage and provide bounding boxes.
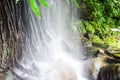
[30,0,79,18]
[16,0,47,17]
[83,21,95,33]
[80,0,120,49]
[16,0,80,18]
[29,0,49,18]
[91,35,103,43]
[113,53,120,57]
[104,37,120,49]
[30,0,41,18]
[39,0,49,8]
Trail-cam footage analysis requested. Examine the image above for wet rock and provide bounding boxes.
[97,64,120,80]
[83,56,108,80]
[92,42,109,49]
[95,47,120,79]
[102,50,120,64]
[81,37,100,57]
[0,0,24,70]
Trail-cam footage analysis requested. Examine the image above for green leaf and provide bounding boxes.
[73,0,80,8]
[39,0,49,8]
[30,0,41,18]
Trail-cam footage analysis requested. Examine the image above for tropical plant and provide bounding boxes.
[80,0,120,49]
[16,0,80,18]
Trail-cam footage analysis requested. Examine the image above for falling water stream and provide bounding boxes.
[13,0,89,80]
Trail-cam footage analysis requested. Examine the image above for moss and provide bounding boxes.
[3,42,12,56]
[113,53,120,57]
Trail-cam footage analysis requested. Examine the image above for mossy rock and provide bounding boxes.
[92,42,109,49]
[85,47,100,57]
[0,39,22,70]
[104,50,120,60]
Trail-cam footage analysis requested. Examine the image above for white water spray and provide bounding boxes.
[14,0,89,80]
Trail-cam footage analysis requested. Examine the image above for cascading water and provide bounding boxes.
[13,0,89,80]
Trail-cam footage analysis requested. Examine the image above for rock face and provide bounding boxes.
[0,0,23,71]
[96,50,120,80]
[82,37,120,80]
[97,64,120,80]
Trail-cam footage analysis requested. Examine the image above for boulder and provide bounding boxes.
[97,64,120,80]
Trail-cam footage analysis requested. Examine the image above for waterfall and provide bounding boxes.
[13,0,88,80]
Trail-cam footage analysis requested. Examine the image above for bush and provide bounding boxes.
[79,0,120,49]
